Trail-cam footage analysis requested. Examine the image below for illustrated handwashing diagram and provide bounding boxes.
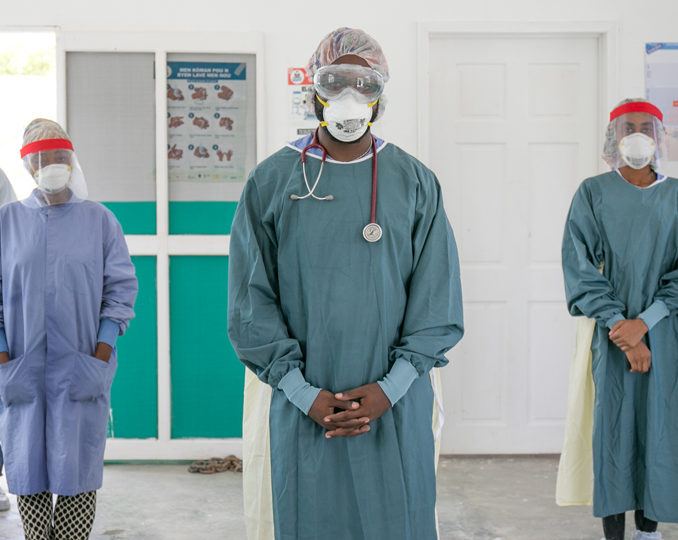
[167,61,248,183]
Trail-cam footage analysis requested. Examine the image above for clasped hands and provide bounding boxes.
[609,319,651,373]
[308,383,391,439]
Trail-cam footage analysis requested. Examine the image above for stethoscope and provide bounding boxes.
[290,129,382,243]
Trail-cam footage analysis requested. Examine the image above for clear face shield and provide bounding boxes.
[603,102,666,171]
[20,138,88,204]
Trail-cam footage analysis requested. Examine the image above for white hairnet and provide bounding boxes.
[307,27,389,82]
[306,28,389,122]
[602,98,666,171]
[22,118,70,146]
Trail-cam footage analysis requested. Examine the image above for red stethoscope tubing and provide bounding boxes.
[300,131,328,164]
[300,129,378,225]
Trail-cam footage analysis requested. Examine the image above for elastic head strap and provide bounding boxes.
[316,94,380,108]
[317,93,378,130]
[610,102,663,122]
[20,138,74,158]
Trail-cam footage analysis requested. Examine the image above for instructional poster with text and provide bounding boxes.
[646,43,678,176]
[167,61,247,183]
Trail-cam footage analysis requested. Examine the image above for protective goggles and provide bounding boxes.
[313,65,385,104]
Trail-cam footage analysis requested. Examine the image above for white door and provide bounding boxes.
[428,34,600,453]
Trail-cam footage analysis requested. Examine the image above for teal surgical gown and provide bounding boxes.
[228,136,464,540]
[562,171,678,521]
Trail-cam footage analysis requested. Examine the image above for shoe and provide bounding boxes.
[633,531,662,540]
[0,486,10,512]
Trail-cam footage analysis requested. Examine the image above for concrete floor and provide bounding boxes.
[0,456,676,539]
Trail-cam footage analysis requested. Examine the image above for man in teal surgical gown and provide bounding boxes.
[228,28,464,540]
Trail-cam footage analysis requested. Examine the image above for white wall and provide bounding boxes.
[3,0,677,161]
[3,0,677,457]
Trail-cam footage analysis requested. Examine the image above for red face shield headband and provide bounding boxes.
[20,138,74,158]
[609,102,664,122]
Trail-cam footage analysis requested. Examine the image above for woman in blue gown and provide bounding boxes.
[0,119,137,540]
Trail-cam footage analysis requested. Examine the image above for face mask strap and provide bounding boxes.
[317,95,331,127]
[33,163,73,176]
[619,133,657,169]
[317,93,378,134]
[320,121,373,129]
[31,161,73,178]
[316,93,380,109]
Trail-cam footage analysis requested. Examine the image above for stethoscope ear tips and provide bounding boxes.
[290,193,334,201]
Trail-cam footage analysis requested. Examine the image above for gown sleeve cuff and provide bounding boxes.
[0,329,8,354]
[639,300,670,331]
[97,318,121,348]
[377,358,419,406]
[278,367,321,416]
[605,313,625,329]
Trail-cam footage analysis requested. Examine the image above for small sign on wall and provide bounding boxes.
[288,67,317,139]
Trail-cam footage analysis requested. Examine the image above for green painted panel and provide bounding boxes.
[169,201,238,235]
[102,202,157,235]
[170,256,244,438]
[110,256,158,439]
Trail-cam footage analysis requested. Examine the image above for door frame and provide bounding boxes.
[416,21,619,168]
[56,30,265,459]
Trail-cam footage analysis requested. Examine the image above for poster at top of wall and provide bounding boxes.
[167,61,247,183]
[288,67,317,140]
[646,43,678,176]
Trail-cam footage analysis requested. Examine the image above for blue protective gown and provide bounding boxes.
[228,136,464,540]
[562,171,678,521]
[0,168,16,474]
[0,190,137,496]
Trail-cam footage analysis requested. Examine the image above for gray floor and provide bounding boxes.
[1,456,676,539]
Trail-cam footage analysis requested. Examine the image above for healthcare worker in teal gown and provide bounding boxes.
[228,28,464,540]
[562,98,678,540]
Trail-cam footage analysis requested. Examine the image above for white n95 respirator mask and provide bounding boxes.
[319,94,377,143]
[34,164,72,194]
[618,133,657,170]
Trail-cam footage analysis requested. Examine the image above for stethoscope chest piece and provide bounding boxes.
[362,222,383,243]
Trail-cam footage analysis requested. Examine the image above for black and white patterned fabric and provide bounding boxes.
[18,491,97,540]
[53,491,97,540]
[17,492,53,540]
